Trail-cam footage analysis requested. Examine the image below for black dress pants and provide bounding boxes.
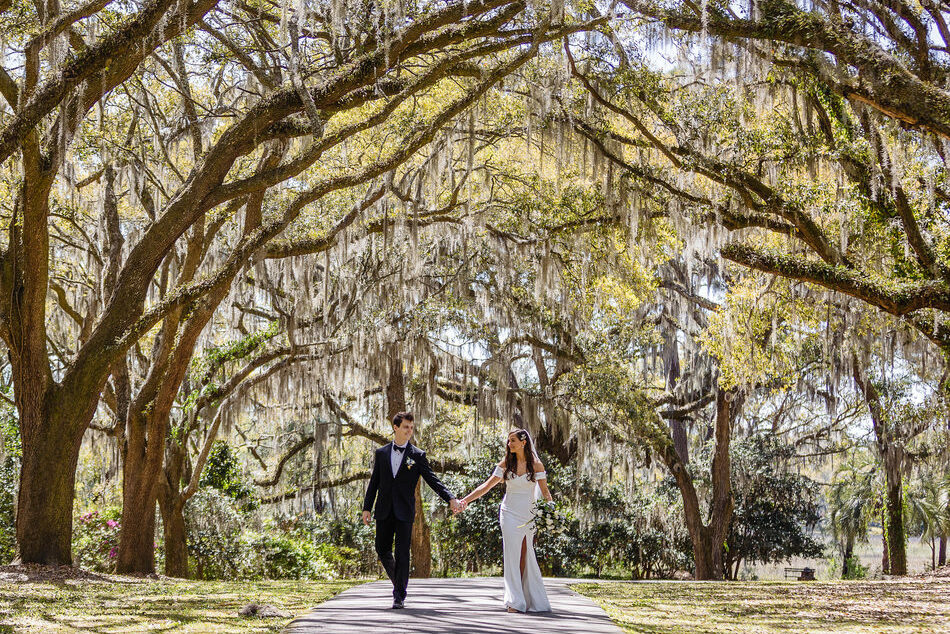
[375,513,413,601]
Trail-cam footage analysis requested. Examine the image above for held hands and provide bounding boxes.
[450,498,468,515]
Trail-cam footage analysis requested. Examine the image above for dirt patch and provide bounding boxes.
[0,564,158,584]
[914,564,950,579]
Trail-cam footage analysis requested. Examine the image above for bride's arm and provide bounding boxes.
[535,461,553,502]
[461,463,504,505]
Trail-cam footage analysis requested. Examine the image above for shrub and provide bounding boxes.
[0,414,19,564]
[186,488,247,579]
[722,435,824,579]
[72,507,122,572]
[200,441,257,510]
[436,448,691,578]
[293,514,377,578]
[829,553,868,580]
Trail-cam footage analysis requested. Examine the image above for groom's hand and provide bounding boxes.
[361,510,371,525]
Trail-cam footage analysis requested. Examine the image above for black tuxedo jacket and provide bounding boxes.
[362,442,454,522]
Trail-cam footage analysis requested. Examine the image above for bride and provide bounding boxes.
[459,429,553,613]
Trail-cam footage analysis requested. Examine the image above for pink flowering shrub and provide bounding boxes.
[72,507,122,572]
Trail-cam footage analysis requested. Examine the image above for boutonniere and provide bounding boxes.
[406,457,416,470]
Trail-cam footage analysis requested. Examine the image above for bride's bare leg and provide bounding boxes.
[520,536,527,578]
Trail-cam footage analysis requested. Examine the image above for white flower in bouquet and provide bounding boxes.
[523,499,571,536]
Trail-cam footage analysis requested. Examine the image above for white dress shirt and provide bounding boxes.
[390,442,407,477]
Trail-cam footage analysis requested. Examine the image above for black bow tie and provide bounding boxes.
[393,445,406,453]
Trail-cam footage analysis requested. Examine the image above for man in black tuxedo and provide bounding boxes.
[362,411,463,608]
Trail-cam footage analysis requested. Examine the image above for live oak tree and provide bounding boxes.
[7,0,944,580]
[0,0,595,567]
[551,0,950,576]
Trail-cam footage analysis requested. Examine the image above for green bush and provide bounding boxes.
[185,488,374,580]
[828,553,868,580]
[0,414,20,564]
[291,514,378,577]
[246,529,331,579]
[436,448,692,579]
[580,479,693,579]
[186,488,247,579]
[200,441,257,510]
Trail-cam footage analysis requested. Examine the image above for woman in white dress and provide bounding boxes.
[460,429,553,613]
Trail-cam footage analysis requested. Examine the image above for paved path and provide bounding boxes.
[285,577,623,633]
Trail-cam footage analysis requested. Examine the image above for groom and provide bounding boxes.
[362,411,463,608]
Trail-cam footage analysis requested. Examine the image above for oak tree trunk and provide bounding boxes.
[159,495,188,578]
[664,389,734,580]
[411,481,432,578]
[15,407,84,565]
[117,411,164,573]
[157,439,189,578]
[883,449,907,575]
[385,348,433,577]
[11,166,85,565]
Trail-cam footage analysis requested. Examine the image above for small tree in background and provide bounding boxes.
[722,436,824,579]
[828,450,878,579]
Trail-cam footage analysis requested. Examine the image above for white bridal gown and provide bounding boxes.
[492,466,552,612]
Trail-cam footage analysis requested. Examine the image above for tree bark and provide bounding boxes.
[9,139,84,565]
[661,388,734,580]
[852,360,906,576]
[882,448,907,575]
[156,437,189,578]
[385,347,433,577]
[158,494,188,578]
[15,406,84,564]
[662,328,689,464]
[671,419,689,464]
[939,536,946,567]
[411,480,432,578]
[117,406,165,573]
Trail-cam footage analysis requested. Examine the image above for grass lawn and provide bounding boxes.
[572,580,950,634]
[0,574,359,633]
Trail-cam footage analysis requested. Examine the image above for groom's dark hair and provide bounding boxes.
[392,411,414,428]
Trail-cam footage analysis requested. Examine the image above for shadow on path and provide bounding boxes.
[285,577,622,633]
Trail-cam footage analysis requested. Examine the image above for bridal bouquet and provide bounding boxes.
[524,499,572,536]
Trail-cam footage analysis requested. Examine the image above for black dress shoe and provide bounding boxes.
[392,600,405,609]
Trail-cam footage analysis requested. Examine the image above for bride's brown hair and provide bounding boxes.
[504,429,537,482]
